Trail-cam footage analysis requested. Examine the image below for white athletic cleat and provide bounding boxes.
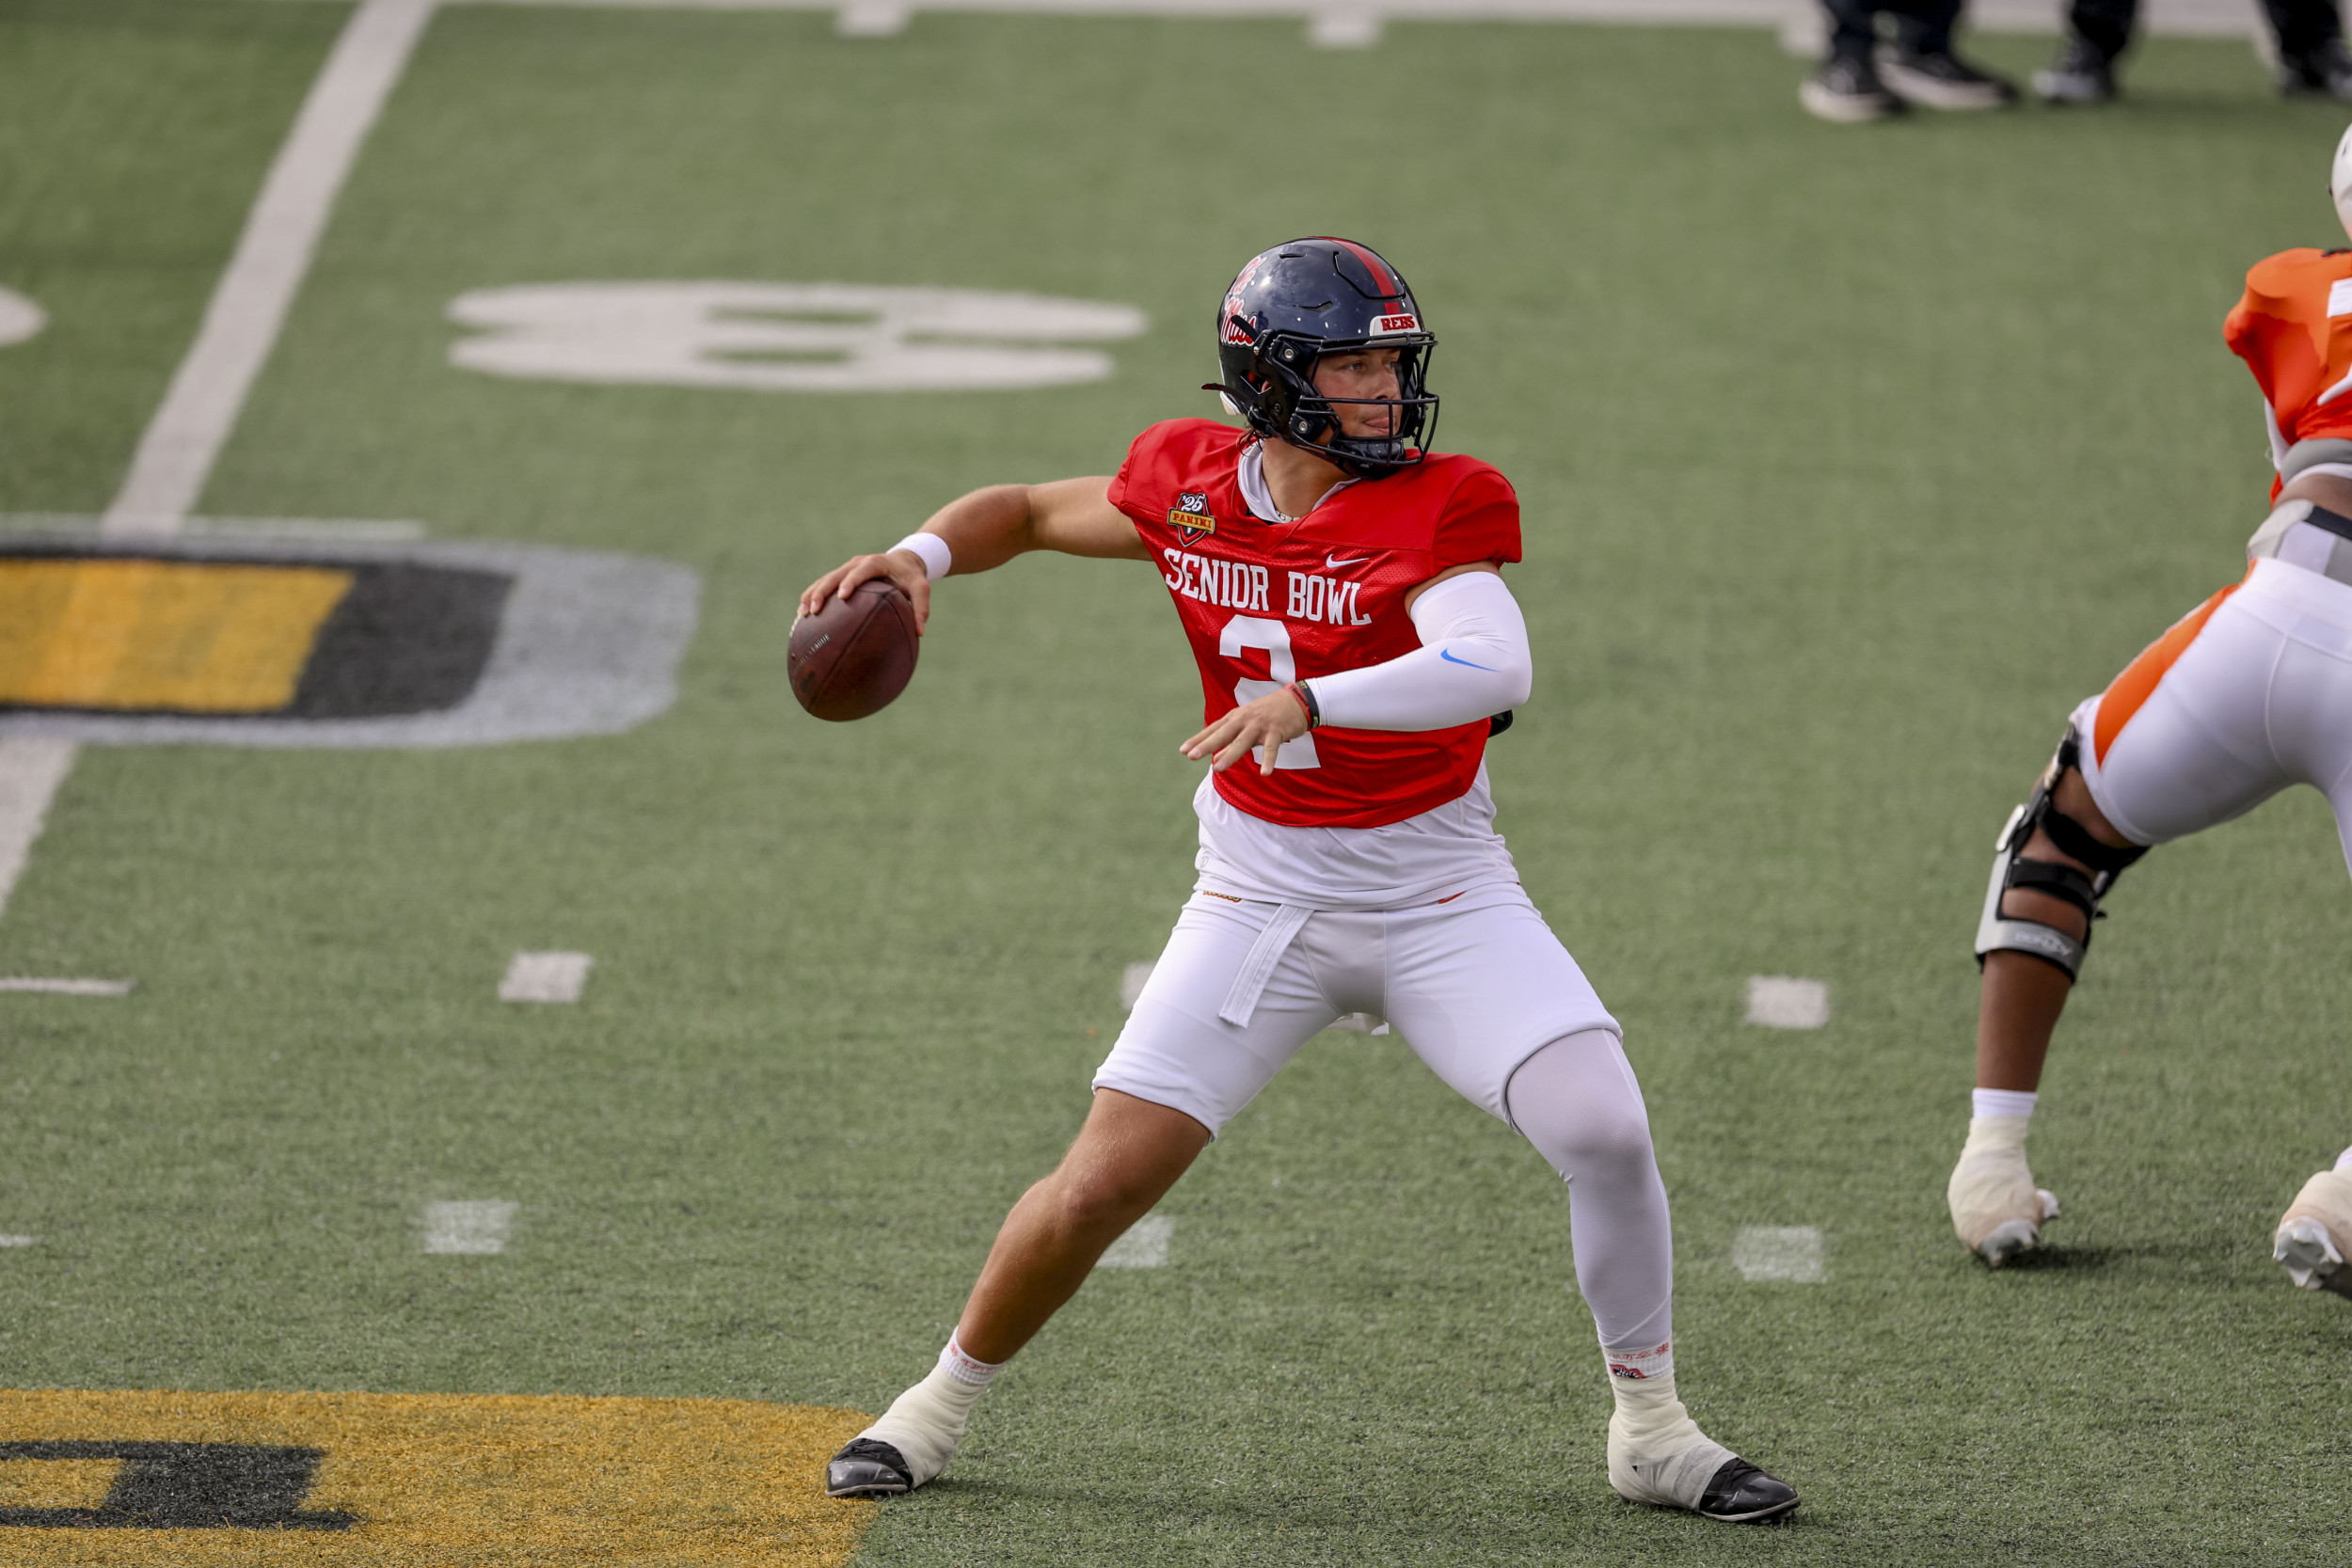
[1606,1376,1799,1524]
[2274,1170,2352,1299]
[1948,1115,2058,1266]
[824,1363,983,1497]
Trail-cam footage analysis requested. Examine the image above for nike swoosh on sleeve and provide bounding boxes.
[1439,649,1497,671]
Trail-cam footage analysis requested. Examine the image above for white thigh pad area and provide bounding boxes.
[2074,562,2352,868]
[1094,884,1618,1136]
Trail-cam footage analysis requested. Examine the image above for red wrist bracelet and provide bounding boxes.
[1285,681,1320,729]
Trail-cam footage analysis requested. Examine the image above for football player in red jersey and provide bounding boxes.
[1947,131,2352,1291]
[801,238,1798,1524]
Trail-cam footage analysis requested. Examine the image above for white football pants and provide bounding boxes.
[2074,558,2352,869]
[1096,882,1674,1354]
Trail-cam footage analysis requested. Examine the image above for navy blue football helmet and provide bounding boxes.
[1209,237,1438,479]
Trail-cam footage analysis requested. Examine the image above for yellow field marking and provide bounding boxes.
[0,560,352,713]
[0,1457,120,1512]
[0,1387,879,1565]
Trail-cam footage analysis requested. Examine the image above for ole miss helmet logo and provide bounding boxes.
[1369,311,1420,337]
[1168,491,1216,543]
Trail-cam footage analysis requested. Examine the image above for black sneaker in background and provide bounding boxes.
[2280,37,2352,99]
[1801,53,1907,121]
[2033,36,2118,103]
[1879,46,2021,109]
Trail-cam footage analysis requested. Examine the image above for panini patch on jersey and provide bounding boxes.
[1168,492,1216,542]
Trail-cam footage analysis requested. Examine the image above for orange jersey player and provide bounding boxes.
[1945,128,2352,1298]
[2225,244,2352,499]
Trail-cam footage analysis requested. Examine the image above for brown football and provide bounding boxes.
[789,577,920,721]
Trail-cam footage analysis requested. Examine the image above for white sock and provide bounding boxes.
[1602,1335,1673,1383]
[1973,1087,2037,1121]
[859,1335,1005,1486]
[939,1333,1006,1388]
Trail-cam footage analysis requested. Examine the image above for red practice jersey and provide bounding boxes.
[2225,247,2352,498]
[1107,418,1522,830]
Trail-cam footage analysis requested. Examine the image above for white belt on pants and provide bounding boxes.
[1216,903,1312,1027]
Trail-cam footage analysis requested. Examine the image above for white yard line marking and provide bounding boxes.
[1745,975,1829,1030]
[103,0,439,537]
[836,0,914,31]
[464,0,2260,40]
[1308,7,1383,43]
[1733,1226,1824,1282]
[0,978,135,996]
[0,1236,38,1247]
[422,1199,516,1254]
[0,287,45,348]
[500,950,592,1003]
[1097,1214,1172,1269]
[0,0,438,927]
[0,740,80,924]
[0,513,428,541]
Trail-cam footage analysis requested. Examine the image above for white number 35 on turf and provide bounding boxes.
[447,282,1146,393]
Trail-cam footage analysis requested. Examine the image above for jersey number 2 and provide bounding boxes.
[1220,615,1320,770]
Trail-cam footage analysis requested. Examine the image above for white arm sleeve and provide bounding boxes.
[1302,570,1532,732]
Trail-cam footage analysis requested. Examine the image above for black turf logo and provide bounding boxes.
[0,547,510,721]
[0,1441,358,1530]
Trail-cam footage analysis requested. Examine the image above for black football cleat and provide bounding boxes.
[1800,53,1907,121]
[826,1437,914,1497]
[2032,36,2118,103]
[1696,1456,1801,1523]
[1878,45,2020,110]
[2279,37,2352,100]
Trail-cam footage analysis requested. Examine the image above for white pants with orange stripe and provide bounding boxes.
[2072,557,2352,870]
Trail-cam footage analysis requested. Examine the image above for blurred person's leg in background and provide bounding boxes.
[2265,0,2352,97]
[2033,0,2132,102]
[2040,0,2352,102]
[1803,0,2015,121]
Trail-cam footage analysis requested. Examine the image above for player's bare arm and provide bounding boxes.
[794,477,1145,632]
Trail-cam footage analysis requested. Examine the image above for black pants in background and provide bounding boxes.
[1824,0,1959,58]
[2069,0,2341,60]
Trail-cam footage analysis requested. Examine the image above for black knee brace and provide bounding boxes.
[1973,731,2148,980]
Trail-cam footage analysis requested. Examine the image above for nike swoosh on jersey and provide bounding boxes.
[1324,554,1370,569]
[1439,648,1496,671]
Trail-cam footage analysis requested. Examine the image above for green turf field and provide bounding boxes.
[4,0,2351,1560]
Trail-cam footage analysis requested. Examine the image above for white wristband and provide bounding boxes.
[891,532,952,581]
